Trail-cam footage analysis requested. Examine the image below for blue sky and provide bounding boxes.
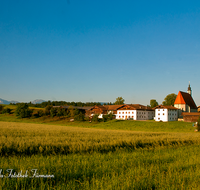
[0,0,200,106]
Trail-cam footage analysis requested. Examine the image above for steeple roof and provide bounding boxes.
[174,91,197,109]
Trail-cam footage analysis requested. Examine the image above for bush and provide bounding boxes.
[92,114,99,122]
[2,108,12,114]
[74,112,85,121]
[103,113,114,122]
[197,116,200,131]
[15,103,33,118]
[0,105,4,114]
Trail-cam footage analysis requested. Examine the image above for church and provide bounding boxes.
[174,83,198,118]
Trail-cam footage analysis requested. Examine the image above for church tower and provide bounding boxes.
[187,82,192,96]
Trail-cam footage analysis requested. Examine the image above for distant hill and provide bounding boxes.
[10,100,20,104]
[31,99,46,104]
[0,98,10,104]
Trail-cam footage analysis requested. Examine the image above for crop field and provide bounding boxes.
[0,121,200,189]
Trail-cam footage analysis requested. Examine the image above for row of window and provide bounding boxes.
[157,113,177,116]
[157,109,176,112]
[119,112,134,114]
[118,112,154,115]
[119,116,134,118]
[158,118,176,120]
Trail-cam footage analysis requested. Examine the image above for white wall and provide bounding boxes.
[155,109,178,122]
[116,110,137,120]
[116,110,154,120]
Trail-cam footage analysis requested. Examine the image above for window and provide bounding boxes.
[128,112,130,114]
[132,116,134,118]
[158,118,160,120]
[119,116,121,118]
[122,112,124,114]
[126,112,127,114]
[132,112,134,114]
[158,113,160,115]
[158,109,160,111]
[122,116,124,118]
[163,113,165,115]
[119,112,121,114]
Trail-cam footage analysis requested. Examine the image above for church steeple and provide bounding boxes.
[187,82,192,96]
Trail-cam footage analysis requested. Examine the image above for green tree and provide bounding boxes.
[15,103,33,118]
[50,107,57,118]
[115,97,125,105]
[44,105,53,116]
[162,93,177,106]
[150,99,158,108]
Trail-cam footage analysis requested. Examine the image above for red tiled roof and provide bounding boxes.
[154,105,178,110]
[174,91,197,109]
[118,104,153,111]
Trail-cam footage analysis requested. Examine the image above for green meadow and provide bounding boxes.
[0,119,200,189]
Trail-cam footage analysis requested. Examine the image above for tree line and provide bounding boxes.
[10,101,106,108]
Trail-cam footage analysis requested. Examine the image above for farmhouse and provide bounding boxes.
[85,105,124,118]
[174,83,198,118]
[116,104,154,120]
[154,105,178,122]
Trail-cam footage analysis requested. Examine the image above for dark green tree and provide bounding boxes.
[50,107,57,118]
[15,103,33,118]
[44,105,53,116]
[162,93,177,106]
[114,97,125,105]
[150,99,158,108]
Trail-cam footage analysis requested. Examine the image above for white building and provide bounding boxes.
[154,105,178,122]
[116,104,154,120]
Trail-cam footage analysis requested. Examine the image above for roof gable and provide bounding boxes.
[174,91,197,109]
[154,105,178,110]
[174,91,186,104]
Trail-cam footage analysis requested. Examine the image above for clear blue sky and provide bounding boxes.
[0,0,200,106]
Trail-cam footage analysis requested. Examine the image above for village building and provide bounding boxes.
[174,83,198,118]
[154,105,178,122]
[198,106,200,112]
[85,105,124,118]
[181,112,200,122]
[116,104,154,120]
[86,104,154,120]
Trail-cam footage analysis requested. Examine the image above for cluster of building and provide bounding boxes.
[85,84,200,122]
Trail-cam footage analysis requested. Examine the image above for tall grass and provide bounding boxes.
[1,145,200,189]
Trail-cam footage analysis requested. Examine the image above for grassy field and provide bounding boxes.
[0,121,200,189]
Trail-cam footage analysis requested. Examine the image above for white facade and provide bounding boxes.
[116,110,155,120]
[154,108,178,122]
[116,110,137,120]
